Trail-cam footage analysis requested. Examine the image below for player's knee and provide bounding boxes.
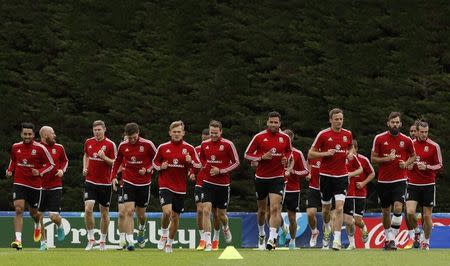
[162,209,171,218]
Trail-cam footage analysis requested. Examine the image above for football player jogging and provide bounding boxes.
[279,129,309,250]
[200,120,240,251]
[38,126,69,250]
[343,140,373,250]
[308,108,353,250]
[405,121,442,250]
[110,123,157,251]
[306,157,321,248]
[371,112,416,250]
[245,111,292,250]
[153,121,201,253]
[6,122,55,250]
[83,120,117,251]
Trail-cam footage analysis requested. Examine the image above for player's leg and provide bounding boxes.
[135,184,150,248]
[389,181,406,249]
[212,207,221,250]
[117,187,126,249]
[12,195,25,250]
[255,178,269,250]
[353,199,368,246]
[123,200,136,250]
[420,185,435,250]
[165,193,184,253]
[343,198,355,250]
[195,186,205,250]
[98,185,112,251]
[267,192,282,250]
[307,188,320,248]
[320,175,333,249]
[202,201,213,251]
[84,182,97,250]
[158,189,171,250]
[286,192,299,249]
[217,186,232,245]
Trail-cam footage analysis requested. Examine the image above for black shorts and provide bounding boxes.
[377,181,406,209]
[84,182,112,207]
[117,186,124,204]
[39,189,62,212]
[306,188,321,209]
[344,198,365,216]
[320,175,348,203]
[406,184,436,207]
[202,183,230,209]
[13,184,41,209]
[254,177,285,200]
[283,192,300,212]
[159,189,185,213]
[123,183,151,208]
[194,186,203,204]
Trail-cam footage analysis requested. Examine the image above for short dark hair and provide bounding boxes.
[329,108,343,119]
[209,120,222,130]
[124,122,139,136]
[284,129,294,140]
[201,128,209,135]
[21,122,35,131]
[92,120,106,128]
[268,111,281,120]
[416,120,429,129]
[388,112,401,121]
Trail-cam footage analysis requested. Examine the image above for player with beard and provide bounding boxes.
[371,112,416,250]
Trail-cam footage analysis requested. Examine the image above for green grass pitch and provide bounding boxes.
[1,248,449,266]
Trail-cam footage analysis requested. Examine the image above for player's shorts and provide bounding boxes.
[84,182,112,207]
[202,182,230,209]
[123,182,151,208]
[159,189,185,213]
[344,198,365,216]
[406,184,436,207]
[377,181,406,209]
[194,186,203,204]
[320,175,348,203]
[254,177,285,200]
[13,184,41,209]
[39,188,62,212]
[283,191,300,212]
[117,186,124,204]
[306,188,321,209]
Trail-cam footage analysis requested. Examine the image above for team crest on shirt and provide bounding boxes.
[139,146,144,152]
[271,148,277,154]
[101,145,106,151]
[31,149,36,156]
[131,156,136,162]
[219,145,224,151]
[182,148,188,155]
[279,137,284,143]
[343,136,348,142]
[211,155,216,161]
[335,144,341,151]
[399,141,404,148]
[424,146,429,152]
[52,148,57,154]
[173,159,179,165]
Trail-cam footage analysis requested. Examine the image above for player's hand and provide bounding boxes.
[281,156,288,166]
[407,163,414,170]
[417,162,427,171]
[6,171,12,178]
[284,170,291,176]
[326,149,336,156]
[399,160,407,169]
[82,168,88,176]
[97,149,106,160]
[161,161,169,170]
[31,169,40,176]
[210,166,220,176]
[56,169,64,177]
[139,168,146,176]
[112,178,118,191]
[347,151,354,161]
[185,154,192,163]
[387,150,396,161]
[305,175,311,181]
[356,182,365,189]
[262,151,273,160]
[189,173,196,181]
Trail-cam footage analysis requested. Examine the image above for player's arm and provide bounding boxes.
[308,147,334,159]
[38,146,55,176]
[189,147,202,169]
[348,155,363,178]
[6,148,16,177]
[370,150,395,164]
[426,144,443,171]
[292,151,309,177]
[145,141,158,173]
[244,137,263,161]
[219,142,240,174]
[98,144,115,166]
[82,153,89,176]
[152,146,165,171]
[110,147,124,181]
